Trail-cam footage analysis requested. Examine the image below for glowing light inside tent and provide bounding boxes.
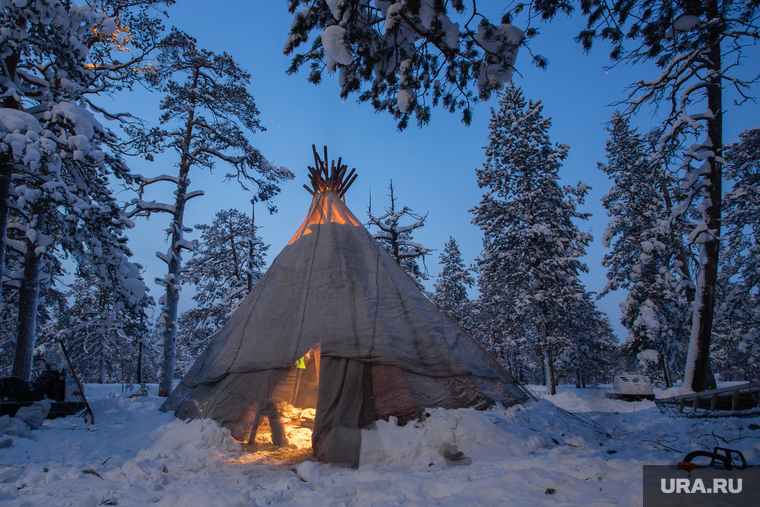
[232,405,316,465]
[231,345,321,465]
[288,191,362,245]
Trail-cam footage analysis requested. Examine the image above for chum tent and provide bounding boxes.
[161,147,531,467]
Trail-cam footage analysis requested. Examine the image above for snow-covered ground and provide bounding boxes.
[1,384,758,506]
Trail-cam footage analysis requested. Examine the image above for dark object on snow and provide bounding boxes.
[545,488,556,495]
[161,148,531,469]
[0,349,89,421]
[82,468,104,480]
[656,381,760,416]
[678,447,748,471]
[440,443,472,466]
[0,377,46,403]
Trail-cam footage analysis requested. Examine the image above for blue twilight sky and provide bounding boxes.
[112,1,759,341]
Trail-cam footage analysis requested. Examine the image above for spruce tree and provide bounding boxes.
[544,0,758,393]
[432,237,473,330]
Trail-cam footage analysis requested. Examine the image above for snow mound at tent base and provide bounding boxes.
[360,399,608,468]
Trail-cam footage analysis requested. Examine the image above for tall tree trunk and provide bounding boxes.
[660,342,673,389]
[136,338,143,385]
[684,4,721,393]
[540,316,555,395]
[158,184,188,397]
[12,211,45,380]
[0,162,11,317]
[158,71,198,397]
[98,287,107,384]
[544,346,555,395]
[99,334,106,384]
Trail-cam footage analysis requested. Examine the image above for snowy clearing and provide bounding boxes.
[0,384,758,506]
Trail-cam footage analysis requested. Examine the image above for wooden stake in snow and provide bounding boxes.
[58,340,94,425]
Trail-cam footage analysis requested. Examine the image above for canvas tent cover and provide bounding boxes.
[161,190,529,467]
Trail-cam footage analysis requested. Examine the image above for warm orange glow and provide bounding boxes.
[288,191,362,245]
[232,409,314,466]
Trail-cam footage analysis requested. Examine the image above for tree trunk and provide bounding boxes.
[158,70,198,397]
[540,317,555,395]
[12,211,46,380]
[136,338,143,385]
[0,162,11,317]
[98,287,107,384]
[544,346,555,395]
[684,4,721,393]
[660,343,673,389]
[158,197,187,397]
[98,334,106,384]
[157,159,192,397]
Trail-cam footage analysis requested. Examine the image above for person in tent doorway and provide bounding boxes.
[246,398,288,448]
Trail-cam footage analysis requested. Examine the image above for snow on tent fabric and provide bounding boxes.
[161,147,530,468]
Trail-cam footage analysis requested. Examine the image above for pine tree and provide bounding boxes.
[368,180,432,283]
[471,85,592,395]
[432,237,473,330]
[283,0,525,129]
[176,204,268,373]
[127,30,293,396]
[599,112,693,387]
[0,0,169,380]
